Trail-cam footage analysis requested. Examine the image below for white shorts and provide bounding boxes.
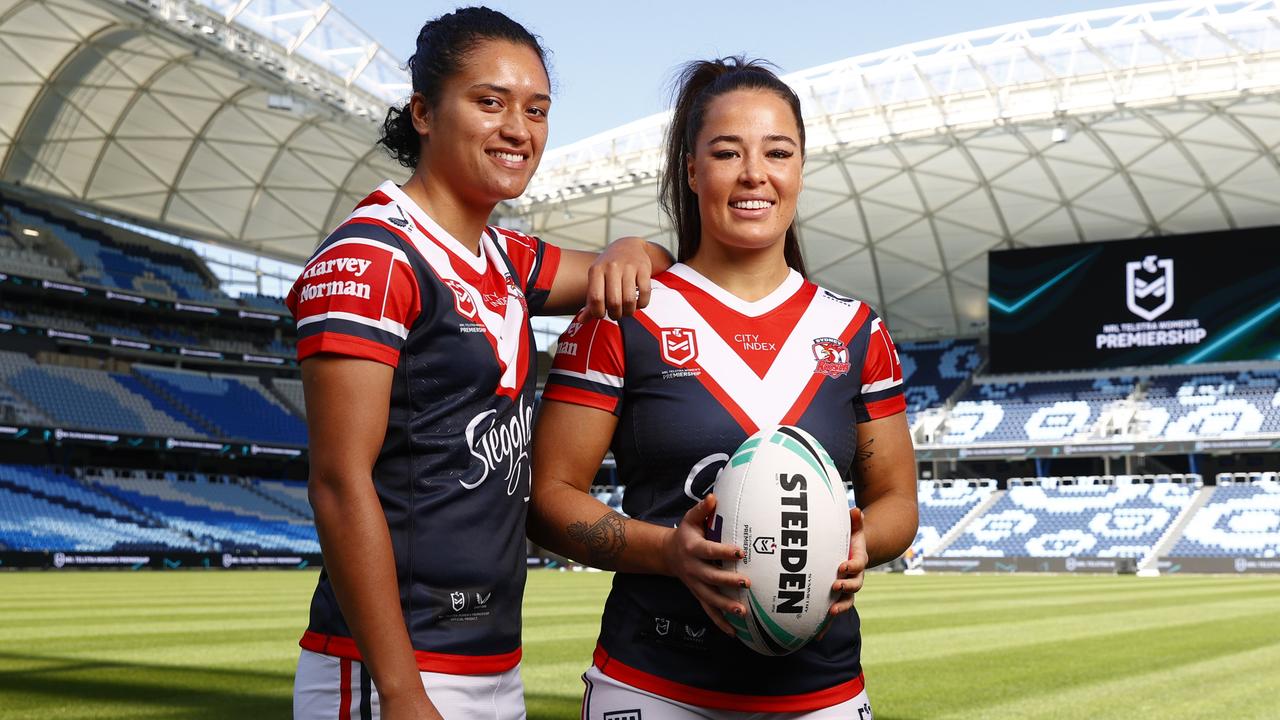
[580,666,873,720]
[294,649,526,720]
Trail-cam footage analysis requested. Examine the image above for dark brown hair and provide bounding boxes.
[378,6,547,168]
[659,56,807,275]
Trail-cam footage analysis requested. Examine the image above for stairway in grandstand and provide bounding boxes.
[1138,485,1215,574]
[916,481,1003,562]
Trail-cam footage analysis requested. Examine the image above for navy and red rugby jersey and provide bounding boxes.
[286,180,561,675]
[543,264,905,712]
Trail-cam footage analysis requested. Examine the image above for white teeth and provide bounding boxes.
[490,151,524,162]
[730,200,773,210]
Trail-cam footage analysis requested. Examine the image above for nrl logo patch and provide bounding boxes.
[660,327,698,367]
[812,337,851,378]
[442,278,478,320]
[1126,255,1174,321]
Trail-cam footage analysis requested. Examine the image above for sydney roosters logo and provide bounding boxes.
[505,275,527,313]
[478,277,526,314]
[812,337,851,378]
[660,327,698,366]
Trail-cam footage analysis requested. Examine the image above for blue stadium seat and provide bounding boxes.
[940,377,1135,445]
[897,339,981,424]
[134,366,306,445]
[943,478,1198,558]
[0,472,205,552]
[0,360,199,437]
[1170,480,1280,557]
[92,474,318,553]
[1135,371,1280,439]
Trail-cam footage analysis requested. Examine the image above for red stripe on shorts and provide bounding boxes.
[339,658,352,720]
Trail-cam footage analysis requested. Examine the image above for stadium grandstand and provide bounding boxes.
[0,0,1277,576]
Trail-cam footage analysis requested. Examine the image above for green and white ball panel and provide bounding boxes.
[713,425,851,656]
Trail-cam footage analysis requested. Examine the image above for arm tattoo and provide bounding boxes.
[856,438,876,464]
[566,511,627,569]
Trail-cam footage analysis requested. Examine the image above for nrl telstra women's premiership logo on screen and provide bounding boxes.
[1126,255,1174,321]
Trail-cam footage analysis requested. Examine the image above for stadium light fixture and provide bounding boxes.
[1051,123,1070,144]
[22,228,39,237]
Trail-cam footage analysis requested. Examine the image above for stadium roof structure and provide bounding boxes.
[508,0,1280,339]
[2,1,1279,338]
[0,0,405,259]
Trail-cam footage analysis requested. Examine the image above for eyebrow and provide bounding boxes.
[470,83,552,104]
[706,133,798,146]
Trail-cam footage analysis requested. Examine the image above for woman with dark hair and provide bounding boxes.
[287,7,670,720]
[529,57,918,718]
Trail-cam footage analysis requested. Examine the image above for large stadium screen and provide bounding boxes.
[988,226,1280,373]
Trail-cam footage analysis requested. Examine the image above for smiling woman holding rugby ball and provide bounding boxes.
[529,57,918,718]
[287,7,671,720]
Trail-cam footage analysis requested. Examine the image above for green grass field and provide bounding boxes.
[1,571,1277,719]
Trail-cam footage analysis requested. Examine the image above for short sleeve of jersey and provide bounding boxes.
[286,223,422,368]
[855,312,907,422]
[492,227,561,315]
[542,310,625,415]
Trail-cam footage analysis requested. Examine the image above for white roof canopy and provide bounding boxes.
[0,0,404,258]
[510,0,1280,338]
[1,0,1277,339]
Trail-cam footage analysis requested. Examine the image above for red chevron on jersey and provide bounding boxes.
[349,184,532,398]
[656,269,815,378]
[541,263,905,707]
[637,268,865,434]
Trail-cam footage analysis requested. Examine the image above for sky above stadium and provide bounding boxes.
[332,0,1131,149]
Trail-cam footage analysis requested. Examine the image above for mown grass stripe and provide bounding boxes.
[937,641,1280,720]
[0,572,1277,720]
[873,610,1280,718]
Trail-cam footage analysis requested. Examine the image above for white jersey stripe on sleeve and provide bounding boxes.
[861,376,904,394]
[548,367,625,388]
[320,237,411,266]
[297,310,410,339]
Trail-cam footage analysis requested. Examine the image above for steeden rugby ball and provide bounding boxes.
[711,425,851,656]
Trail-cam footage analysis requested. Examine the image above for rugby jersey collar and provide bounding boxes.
[376,180,488,274]
[666,263,804,317]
